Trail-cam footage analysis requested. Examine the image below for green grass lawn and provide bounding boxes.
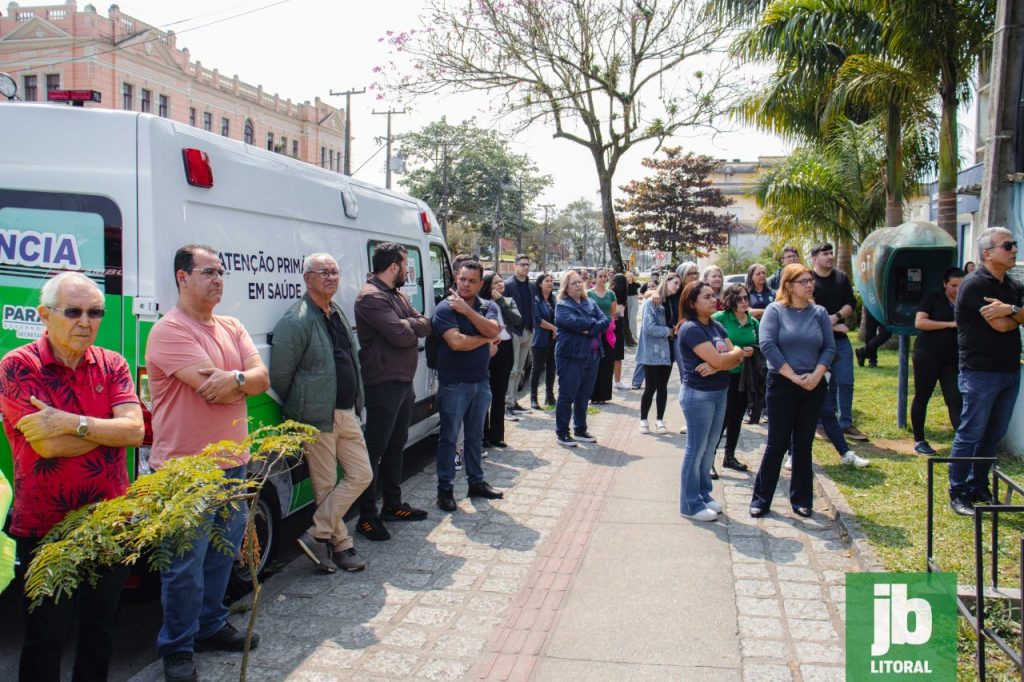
[814,348,1024,680]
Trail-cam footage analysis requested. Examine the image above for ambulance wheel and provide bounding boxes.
[228,489,279,599]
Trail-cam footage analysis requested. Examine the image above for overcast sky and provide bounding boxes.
[113,0,791,207]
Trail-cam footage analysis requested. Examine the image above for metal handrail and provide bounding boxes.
[925,457,1024,680]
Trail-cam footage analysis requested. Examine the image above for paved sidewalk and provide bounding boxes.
[129,358,861,681]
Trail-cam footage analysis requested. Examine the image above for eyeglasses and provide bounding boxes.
[792,278,815,286]
[187,267,229,279]
[996,241,1018,251]
[49,306,105,320]
[736,295,749,302]
[311,269,341,279]
[516,262,530,267]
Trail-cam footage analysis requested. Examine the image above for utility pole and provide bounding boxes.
[372,108,407,189]
[515,177,525,255]
[329,87,365,176]
[438,142,451,240]
[540,203,555,270]
[977,0,1024,234]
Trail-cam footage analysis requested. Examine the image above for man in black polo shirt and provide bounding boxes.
[948,227,1024,516]
[810,242,868,441]
[432,261,505,511]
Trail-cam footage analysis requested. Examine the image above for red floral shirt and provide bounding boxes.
[0,335,139,537]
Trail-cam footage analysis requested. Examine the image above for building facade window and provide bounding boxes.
[140,88,151,113]
[279,136,287,154]
[158,95,168,117]
[189,107,196,126]
[202,112,212,132]
[267,132,274,151]
[329,149,334,170]
[45,74,60,93]
[320,146,326,168]
[122,83,133,110]
[221,117,230,137]
[292,140,299,158]
[22,75,37,102]
[244,119,254,144]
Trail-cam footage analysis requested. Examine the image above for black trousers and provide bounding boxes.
[911,349,962,442]
[863,309,892,361]
[16,535,129,682]
[718,372,747,455]
[530,344,556,403]
[752,374,827,510]
[358,381,415,518]
[640,364,671,420]
[591,337,614,402]
[485,339,514,442]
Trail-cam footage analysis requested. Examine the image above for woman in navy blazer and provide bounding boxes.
[530,272,558,409]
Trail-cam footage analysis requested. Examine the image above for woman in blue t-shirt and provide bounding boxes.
[676,281,748,522]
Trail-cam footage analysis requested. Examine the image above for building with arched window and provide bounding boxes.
[0,2,347,171]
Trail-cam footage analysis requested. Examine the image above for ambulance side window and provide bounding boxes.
[429,244,453,305]
[366,241,424,313]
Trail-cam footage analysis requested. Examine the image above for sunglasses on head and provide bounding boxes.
[49,306,105,320]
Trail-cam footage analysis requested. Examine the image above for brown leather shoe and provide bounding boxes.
[843,426,868,441]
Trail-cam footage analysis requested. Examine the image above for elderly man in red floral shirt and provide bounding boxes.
[0,271,144,682]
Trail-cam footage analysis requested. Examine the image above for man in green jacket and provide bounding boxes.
[270,253,372,573]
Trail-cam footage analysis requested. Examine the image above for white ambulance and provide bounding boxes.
[0,103,455,588]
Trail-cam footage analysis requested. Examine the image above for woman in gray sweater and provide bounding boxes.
[750,264,835,518]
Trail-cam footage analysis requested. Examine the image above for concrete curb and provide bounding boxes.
[811,461,886,573]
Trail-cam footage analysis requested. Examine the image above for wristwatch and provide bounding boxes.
[1012,305,1020,318]
[234,370,246,386]
[76,415,89,437]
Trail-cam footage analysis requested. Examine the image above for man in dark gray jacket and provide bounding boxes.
[270,253,372,573]
[353,242,432,541]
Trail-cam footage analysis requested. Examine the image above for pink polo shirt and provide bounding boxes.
[144,307,259,470]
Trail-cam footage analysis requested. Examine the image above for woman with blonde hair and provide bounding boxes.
[701,265,725,311]
[750,263,834,518]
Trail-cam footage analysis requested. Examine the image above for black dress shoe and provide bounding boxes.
[482,439,495,449]
[437,489,457,512]
[722,455,749,472]
[974,488,995,504]
[468,481,504,499]
[494,440,508,448]
[855,346,866,367]
[710,467,720,480]
[749,506,768,518]
[950,496,974,516]
[793,506,813,518]
[195,622,259,652]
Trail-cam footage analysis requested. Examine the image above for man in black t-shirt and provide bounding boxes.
[810,243,868,441]
[768,245,801,291]
[948,228,1024,516]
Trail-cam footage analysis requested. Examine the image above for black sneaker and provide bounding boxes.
[914,441,937,455]
[468,481,504,499]
[195,622,259,652]
[356,517,391,541]
[381,502,428,521]
[163,652,197,682]
[557,433,578,448]
[512,401,531,413]
[855,346,866,367]
[574,431,597,443]
[437,489,457,511]
[950,496,974,516]
[296,532,336,573]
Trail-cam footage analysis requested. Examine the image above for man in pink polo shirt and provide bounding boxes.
[0,271,144,681]
[145,244,269,682]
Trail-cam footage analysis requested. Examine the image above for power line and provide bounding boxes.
[3,0,291,76]
[351,143,387,177]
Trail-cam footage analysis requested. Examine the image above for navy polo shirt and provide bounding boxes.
[432,296,500,384]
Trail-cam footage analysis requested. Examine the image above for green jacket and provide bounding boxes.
[712,310,759,375]
[270,293,364,431]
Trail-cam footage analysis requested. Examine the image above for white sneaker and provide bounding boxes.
[613,381,629,390]
[639,419,650,434]
[841,451,870,468]
[655,420,667,433]
[705,499,722,513]
[783,454,792,470]
[455,453,463,471]
[679,425,687,434]
[683,508,718,522]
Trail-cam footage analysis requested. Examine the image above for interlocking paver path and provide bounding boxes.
[128,355,862,681]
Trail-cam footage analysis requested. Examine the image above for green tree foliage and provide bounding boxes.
[616,147,735,258]
[378,0,735,272]
[552,199,604,267]
[714,246,757,275]
[397,118,550,261]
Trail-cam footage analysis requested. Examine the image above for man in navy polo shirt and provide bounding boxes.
[432,261,505,511]
[949,227,1024,516]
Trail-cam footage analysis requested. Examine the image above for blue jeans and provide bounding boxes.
[157,463,248,656]
[631,362,645,388]
[829,336,855,428]
[949,368,1021,498]
[679,384,728,515]
[556,352,600,437]
[817,394,850,455]
[437,380,490,490]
